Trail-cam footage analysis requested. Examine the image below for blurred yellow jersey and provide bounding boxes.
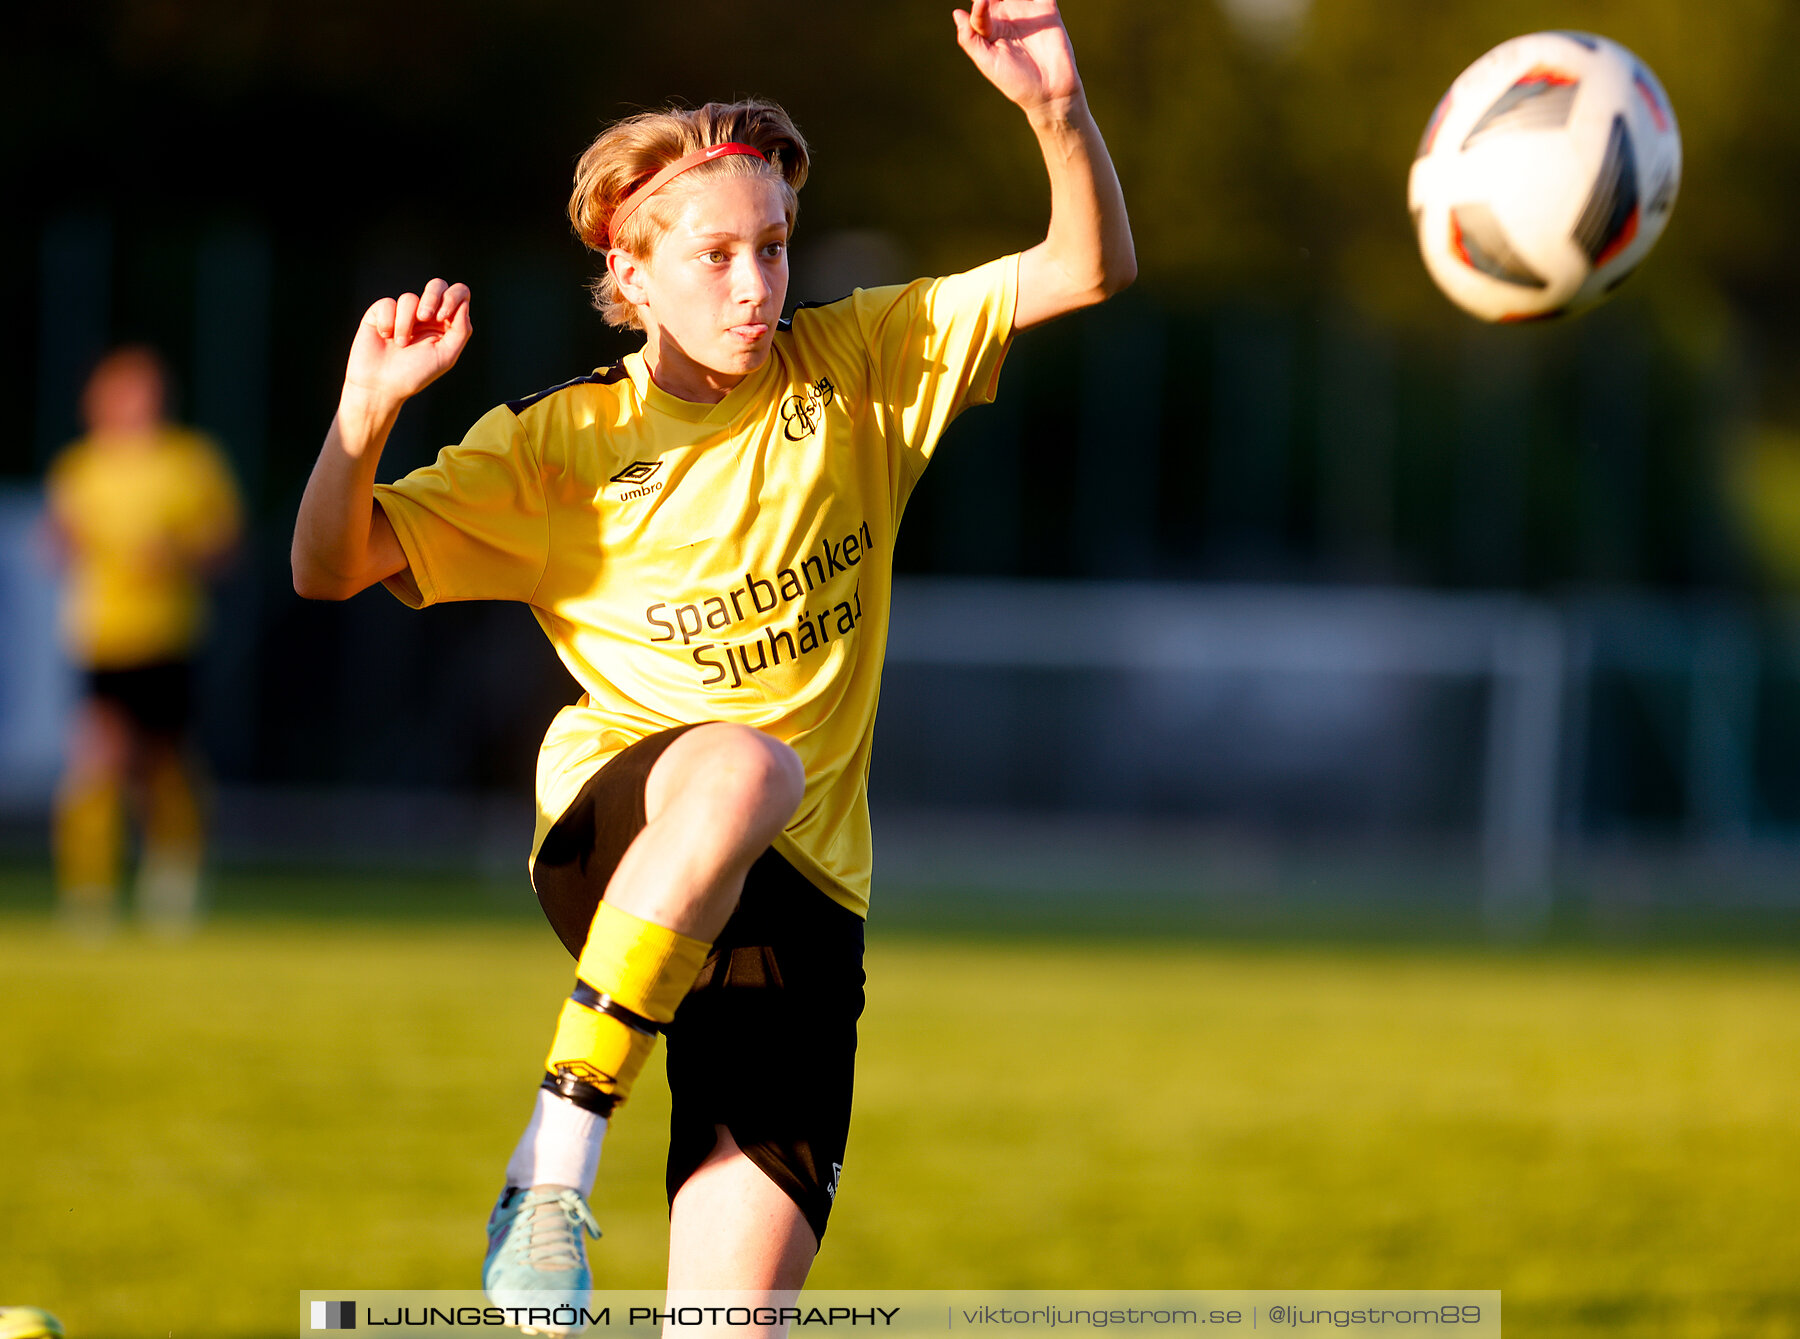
[375,256,1018,916]
[47,426,242,670]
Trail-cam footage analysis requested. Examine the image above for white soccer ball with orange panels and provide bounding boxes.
[1408,31,1682,323]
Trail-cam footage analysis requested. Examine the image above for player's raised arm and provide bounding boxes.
[292,279,472,600]
[954,0,1136,331]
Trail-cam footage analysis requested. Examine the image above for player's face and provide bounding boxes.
[83,361,165,438]
[633,175,790,395]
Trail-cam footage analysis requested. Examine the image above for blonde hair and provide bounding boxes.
[569,100,810,330]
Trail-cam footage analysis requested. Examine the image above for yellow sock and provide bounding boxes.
[142,751,203,853]
[139,754,204,933]
[543,902,711,1110]
[54,774,123,904]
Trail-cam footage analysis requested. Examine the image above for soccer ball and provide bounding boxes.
[0,1308,65,1339]
[1407,31,1681,323]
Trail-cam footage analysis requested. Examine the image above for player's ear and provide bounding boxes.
[608,250,650,309]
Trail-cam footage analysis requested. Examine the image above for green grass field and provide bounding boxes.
[3,867,1798,1338]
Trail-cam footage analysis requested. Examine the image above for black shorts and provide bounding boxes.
[530,724,865,1245]
[86,660,194,738]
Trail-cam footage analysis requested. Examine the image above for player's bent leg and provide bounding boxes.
[540,725,803,1115]
[537,724,803,1114]
[488,726,805,1325]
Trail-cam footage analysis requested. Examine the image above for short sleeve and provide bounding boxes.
[850,254,1019,480]
[374,404,548,609]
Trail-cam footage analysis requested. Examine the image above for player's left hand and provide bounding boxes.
[953,0,1083,112]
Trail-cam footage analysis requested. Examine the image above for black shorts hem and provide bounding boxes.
[664,1122,836,1247]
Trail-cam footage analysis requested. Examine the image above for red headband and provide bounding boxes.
[607,142,768,247]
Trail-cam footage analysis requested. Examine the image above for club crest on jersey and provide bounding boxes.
[780,377,835,442]
[610,460,665,501]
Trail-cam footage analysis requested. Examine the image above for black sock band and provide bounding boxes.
[541,1068,621,1117]
[571,980,662,1036]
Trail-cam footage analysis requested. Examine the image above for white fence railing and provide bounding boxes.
[885,579,1567,932]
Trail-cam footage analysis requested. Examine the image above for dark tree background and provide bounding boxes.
[8,0,1800,797]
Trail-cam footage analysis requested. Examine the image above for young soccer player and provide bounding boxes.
[46,346,242,938]
[292,0,1132,1318]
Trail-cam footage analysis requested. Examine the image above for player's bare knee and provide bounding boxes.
[651,724,804,831]
[701,725,804,829]
[757,735,806,816]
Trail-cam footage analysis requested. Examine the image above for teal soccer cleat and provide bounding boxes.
[483,1185,602,1334]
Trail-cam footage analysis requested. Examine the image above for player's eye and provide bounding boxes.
[702,249,728,264]
[762,241,786,260]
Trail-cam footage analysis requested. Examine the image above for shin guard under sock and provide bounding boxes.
[542,901,711,1114]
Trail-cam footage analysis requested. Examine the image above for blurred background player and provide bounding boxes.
[44,346,243,938]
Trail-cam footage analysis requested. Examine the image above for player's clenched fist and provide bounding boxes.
[952,0,1083,113]
[343,278,473,408]
[292,278,471,601]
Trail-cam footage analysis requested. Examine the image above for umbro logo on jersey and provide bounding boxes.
[611,460,665,502]
[611,460,663,485]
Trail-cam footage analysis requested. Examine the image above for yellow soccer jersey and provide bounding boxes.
[47,426,243,670]
[374,255,1019,917]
